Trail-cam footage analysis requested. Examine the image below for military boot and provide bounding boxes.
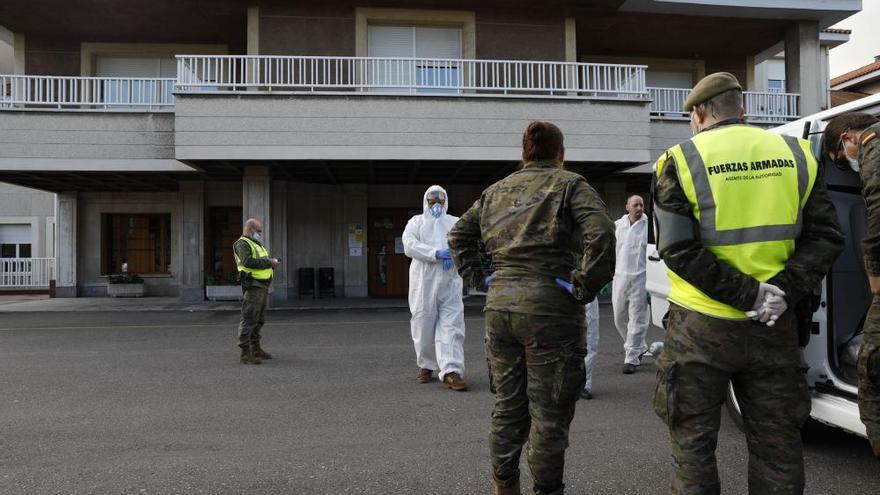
[240,348,262,365]
[253,344,273,360]
[492,472,521,495]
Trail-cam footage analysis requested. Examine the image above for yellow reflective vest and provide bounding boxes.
[657,124,818,319]
[234,236,273,281]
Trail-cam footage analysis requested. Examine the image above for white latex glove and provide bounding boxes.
[745,283,786,323]
[759,294,788,327]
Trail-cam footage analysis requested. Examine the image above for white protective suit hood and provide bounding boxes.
[422,185,450,218]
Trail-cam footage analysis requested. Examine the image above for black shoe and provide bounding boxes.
[622,363,638,375]
[580,389,593,400]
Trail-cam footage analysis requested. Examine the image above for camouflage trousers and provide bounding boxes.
[238,285,268,350]
[859,296,880,458]
[485,310,586,494]
[654,304,810,495]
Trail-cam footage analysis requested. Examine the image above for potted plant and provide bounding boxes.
[107,266,146,298]
[205,272,242,301]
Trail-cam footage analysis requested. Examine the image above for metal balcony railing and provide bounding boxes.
[0,75,176,110]
[0,258,55,288]
[175,55,649,100]
[648,87,800,123]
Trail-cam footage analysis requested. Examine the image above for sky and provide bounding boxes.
[829,1,880,78]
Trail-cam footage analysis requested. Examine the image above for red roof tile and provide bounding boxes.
[832,60,880,86]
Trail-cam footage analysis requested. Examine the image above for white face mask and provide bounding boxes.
[846,156,860,173]
[252,232,262,242]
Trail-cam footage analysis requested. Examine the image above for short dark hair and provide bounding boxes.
[522,121,564,162]
[823,112,879,158]
[697,89,743,119]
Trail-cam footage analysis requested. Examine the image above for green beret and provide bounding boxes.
[683,72,743,112]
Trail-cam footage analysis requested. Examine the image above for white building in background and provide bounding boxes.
[0,25,55,289]
[0,0,863,300]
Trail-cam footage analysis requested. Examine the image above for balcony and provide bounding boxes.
[649,87,800,123]
[1,75,176,111]
[0,257,55,289]
[174,55,649,101]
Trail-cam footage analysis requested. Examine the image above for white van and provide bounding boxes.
[645,93,880,438]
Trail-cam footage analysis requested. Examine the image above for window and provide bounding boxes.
[101,214,171,275]
[95,56,176,105]
[768,79,785,93]
[367,25,462,92]
[0,224,32,258]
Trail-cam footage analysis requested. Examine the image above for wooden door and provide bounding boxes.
[368,208,421,297]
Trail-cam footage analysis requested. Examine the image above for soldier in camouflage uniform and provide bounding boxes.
[234,218,280,365]
[653,73,844,494]
[448,121,615,495]
[824,112,880,458]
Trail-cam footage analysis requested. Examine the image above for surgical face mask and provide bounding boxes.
[431,203,443,219]
[252,232,262,242]
[847,156,860,172]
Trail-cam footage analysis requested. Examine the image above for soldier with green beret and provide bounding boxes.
[652,72,844,493]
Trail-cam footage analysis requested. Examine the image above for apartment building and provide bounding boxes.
[0,0,862,300]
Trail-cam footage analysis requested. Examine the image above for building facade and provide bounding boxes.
[0,0,862,300]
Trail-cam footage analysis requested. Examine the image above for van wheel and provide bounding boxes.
[725,381,745,432]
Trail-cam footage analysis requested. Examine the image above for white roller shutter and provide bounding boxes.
[368,26,414,58]
[0,224,31,244]
[646,71,694,89]
[95,57,161,78]
[415,27,461,59]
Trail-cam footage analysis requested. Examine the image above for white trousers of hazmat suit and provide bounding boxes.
[612,214,650,366]
[584,297,600,392]
[402,185,466,380]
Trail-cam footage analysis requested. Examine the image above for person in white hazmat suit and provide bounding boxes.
[402,185,468,391]
[582,297,600,400]
[613,195,650,375]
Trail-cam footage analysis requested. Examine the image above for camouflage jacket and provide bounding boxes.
[654,123,844,310]
[233,237,273,288]
[448,160,616,317]
[860,123,880,276]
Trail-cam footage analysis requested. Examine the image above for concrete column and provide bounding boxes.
[247,6,260,55]
[179,181,205,302]
[604,182,627,219]
[270,180,289,302]
[55,192,77,297]
[342,184,368,297]
[784,21,821,115]
[242,165,271,244]
[13,32,24,75]
[745,55,756,91]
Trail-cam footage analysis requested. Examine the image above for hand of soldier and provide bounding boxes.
[870,275,880,296]
[555,278,574,295]
[759,294,788,327]
[746,282,785,324]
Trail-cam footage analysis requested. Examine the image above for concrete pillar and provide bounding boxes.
[247,6,260,55]
[753,59,770,93]
[179,181,205,302]
[270,180,289,302]
[745,55,756,91]
[55,192,77,297]
[342,184,368,297]
[242,165,271,245]
[13,32,24,75]
[604,182,627,219]
[784,21,821,115]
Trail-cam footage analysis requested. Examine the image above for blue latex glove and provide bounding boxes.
[555,278,574,295]
[484,274,494,290]
[435,248,451,260]
[442,258,454,271]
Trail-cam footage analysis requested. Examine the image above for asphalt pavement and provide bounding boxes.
[0,307,876,494]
